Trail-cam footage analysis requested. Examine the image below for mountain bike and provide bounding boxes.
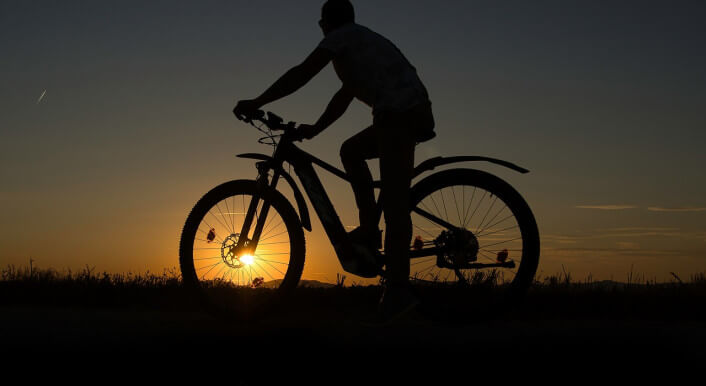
[179,110,540,314]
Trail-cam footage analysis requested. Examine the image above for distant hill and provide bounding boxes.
[582,280,651,289]
[262,279,337,289]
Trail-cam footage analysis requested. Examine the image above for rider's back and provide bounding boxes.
[318,22,430,116]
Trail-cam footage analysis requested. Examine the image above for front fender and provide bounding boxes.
[237,153,312,231]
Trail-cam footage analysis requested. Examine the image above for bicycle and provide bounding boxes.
[179,110,540,315]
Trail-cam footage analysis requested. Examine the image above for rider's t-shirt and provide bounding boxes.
[317,22,430,115]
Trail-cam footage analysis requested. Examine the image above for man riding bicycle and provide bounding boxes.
[233,0,435,322]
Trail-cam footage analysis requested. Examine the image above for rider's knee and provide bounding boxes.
[339,139,356,165]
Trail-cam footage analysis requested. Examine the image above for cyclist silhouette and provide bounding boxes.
[233,0,435,322]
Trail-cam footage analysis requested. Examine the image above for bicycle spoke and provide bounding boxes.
[411,256,435,266]
[255,257,289,265]
[427,194,444,223]
[219,200,234,235]
[413,223,437,239]
[259,229,289,242]
[462,187,477,228]
[478,213,515,235]
[412,206,457,231]
[260,258,286,276]
[450,186,463,226]
[198,223,224,243]
[199,261,222,279]
[416,261,438,274]
[218,264,230,282]
[444,269,453,281]
[247,263,261,283]
[261,218,284,240]
[476,202,506,235]
[207,208,231,236]
[462,186,466,226]
[476,224,518,238]
[439,188,449,224]
[481,236,522,249]
[231,195,236,237]
[475,195,498,235]
[466,190,487,228]
[478,251,517,278]
[253,261,276,281]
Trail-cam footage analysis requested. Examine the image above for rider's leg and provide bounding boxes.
[340,126,380,234]
[377,127,415,285]
[376,102,434,286]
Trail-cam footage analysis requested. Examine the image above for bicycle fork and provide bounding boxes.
[235,162,280,255]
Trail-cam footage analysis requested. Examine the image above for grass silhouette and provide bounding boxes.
[2,262,705,322]
[2,261,705,364]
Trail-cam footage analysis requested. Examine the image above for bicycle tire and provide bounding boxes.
[409,168,540,294]
[179,179,305,317]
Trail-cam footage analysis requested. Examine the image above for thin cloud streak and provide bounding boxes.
[544,230,706,241]
[576,205,637,210]
[36,89,46,104]
[542,246,683,257]
[648,207,706,212]
[599,227,680,232]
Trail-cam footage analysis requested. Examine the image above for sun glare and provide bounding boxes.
[240,254,255,265]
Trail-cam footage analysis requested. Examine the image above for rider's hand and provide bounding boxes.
[233,99,262,120]
[297,124,321,140]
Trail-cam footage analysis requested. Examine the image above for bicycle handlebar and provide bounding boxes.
[236,109,304,143]
[237,109,297,131]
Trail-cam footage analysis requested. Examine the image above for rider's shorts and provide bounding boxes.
[373,101,436,144]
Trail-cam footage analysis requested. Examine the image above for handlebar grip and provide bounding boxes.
[236,109,265,123]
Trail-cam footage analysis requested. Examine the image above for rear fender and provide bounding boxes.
[413,156,529,178]
[237,153,312,231]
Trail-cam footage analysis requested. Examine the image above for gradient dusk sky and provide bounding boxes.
[1,0,705,284]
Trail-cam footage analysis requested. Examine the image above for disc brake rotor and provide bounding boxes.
[221,233,250,269]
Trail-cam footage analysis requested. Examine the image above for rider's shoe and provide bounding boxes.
[375,282,421,325]
[335,227,384,278]
[335,243,382,278]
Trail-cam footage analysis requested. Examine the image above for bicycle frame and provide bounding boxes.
[236,130,376,269]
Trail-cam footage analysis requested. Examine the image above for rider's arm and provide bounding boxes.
[312,87,354,134]
[253,48,333,106]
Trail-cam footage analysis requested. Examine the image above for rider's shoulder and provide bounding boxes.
[318,22,356,53]
[318,23,384,52]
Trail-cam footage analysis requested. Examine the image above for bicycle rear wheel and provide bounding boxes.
[409,168,540,293]
[179,180,305,316]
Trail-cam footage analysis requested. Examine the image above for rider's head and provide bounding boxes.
[319,0,354,35]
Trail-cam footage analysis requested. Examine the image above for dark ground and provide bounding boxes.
[2,276,705,372]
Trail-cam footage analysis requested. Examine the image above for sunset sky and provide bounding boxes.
[1,0,704,284]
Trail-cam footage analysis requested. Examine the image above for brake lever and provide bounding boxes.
[291,124,306,142]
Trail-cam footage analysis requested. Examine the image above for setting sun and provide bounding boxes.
[240,254,255,265]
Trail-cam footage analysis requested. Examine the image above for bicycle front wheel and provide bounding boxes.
[409,168,540,293]
[179,180,305,308]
